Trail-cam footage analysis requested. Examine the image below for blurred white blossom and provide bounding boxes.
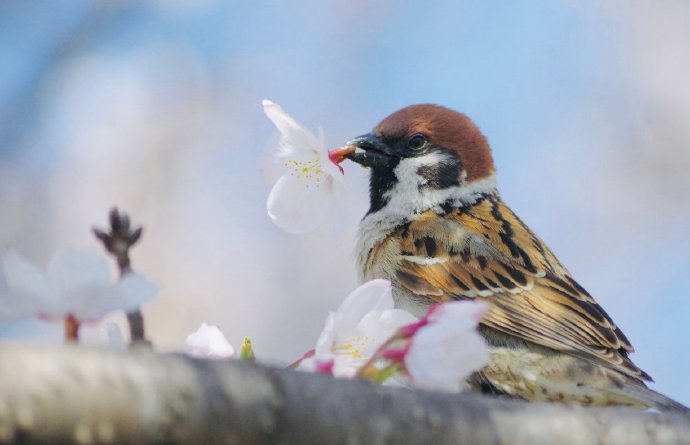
[185,322,235,359]
[0,249,157,322]
[263,99,350,234]
[405,301,489,392]
[0,263,29,320]
[425,300,488,324]
[299,279,417,377]
[79,321,127,349]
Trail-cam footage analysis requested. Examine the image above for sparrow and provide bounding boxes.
[329,104,688,412]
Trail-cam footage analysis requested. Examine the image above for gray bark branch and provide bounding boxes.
[0,345,688,445]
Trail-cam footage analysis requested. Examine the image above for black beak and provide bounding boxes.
[344,132,394,168]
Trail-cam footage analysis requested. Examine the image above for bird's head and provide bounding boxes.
[330,104,497,216]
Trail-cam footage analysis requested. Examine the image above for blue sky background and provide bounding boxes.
[1,1,689,404]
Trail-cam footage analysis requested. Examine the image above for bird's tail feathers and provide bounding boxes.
[609,383,690,416]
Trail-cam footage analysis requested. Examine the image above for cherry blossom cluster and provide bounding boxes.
[184,279,489,393]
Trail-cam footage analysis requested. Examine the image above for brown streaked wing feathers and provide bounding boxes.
[393,197,650,382]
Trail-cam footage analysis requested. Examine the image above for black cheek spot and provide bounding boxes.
[416,157,462,190]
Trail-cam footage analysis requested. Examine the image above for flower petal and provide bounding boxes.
[332,280,394,336]
[406,320,489,392]
[315,178,356,236]
[331,354,360,378]
[47,250,111,295]
[316,127,344,180]
[377,308,418,333]
[62,284,123,320]
[1,251,58,316]
[295,355,317,373]
[0,286,38,319]
[428,300,488,324]
[262,100,320,158]
[185,323,235,359]
[79,322,127,349]
[314,312,336,358]
[116,273,158,309]
[267,174,331,234]
[63,274,157,321]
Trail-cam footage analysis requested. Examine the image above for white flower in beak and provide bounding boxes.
[262,99,350,234]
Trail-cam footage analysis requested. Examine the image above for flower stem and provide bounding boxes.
[64,315,80,343]
[358,362,403,383]
[288,349,315,369]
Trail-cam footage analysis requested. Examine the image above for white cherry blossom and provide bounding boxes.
[185,323,235,359]
[425,300,489,324]
[0,249,157,322]
[79,321,127,349]
[405,301,489,392]
[263,99,350,234]
[299,279,417,378]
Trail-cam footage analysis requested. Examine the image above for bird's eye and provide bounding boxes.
[408,134,427,150]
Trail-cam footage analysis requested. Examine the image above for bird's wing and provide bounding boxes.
[391,195,650,381]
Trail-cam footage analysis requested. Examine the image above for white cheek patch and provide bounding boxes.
[382,152,494,220]
[391,152,446,189]
[383,153,455,216]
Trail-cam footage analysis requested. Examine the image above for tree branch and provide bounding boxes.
[0,345,688,445]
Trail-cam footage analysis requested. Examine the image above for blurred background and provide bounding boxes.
[1,1,689,404]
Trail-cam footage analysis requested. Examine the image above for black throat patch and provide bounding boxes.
[367,160,401,215]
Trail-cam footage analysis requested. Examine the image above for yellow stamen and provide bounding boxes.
[282,158,325,188]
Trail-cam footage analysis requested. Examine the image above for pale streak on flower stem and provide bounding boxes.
[93,208,149,347]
